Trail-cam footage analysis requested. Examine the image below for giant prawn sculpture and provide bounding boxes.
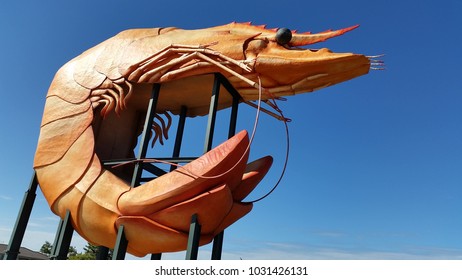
[34,22,378,257]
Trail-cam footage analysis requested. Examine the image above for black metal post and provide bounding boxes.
[96,246,109,260]
[211,231,224,260]
[210,73,241,260]
[112,83,161,259]
[150,252,162,260]
[50,218,64,258]
[204,76,221,152]
[227,87,240,138]
[3,173,38,260]
[131,83,161,187]
[149,106,188,260]
[52,210,74,260]
[216,74,241,138]
[170,106,187,171]
[112,225,128,260]
[185,214,201,260]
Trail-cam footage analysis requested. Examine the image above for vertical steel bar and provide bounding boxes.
[185,214,201,260]
[3,173,38,260]
[112,83,160,259]
[50,218,64,258]
[148,106,188,261]
[112,225,128,260]
[216,73,240,138]
[228,88,239,138]
[170,106,187,172]
[131,83,161,187]
[96,246,109,260]
[203,76,221,153]
[211,231,224,260]
[210,73,241,260]
[150,253,162,260]
[53,210,74,260]
[189,76,222,260]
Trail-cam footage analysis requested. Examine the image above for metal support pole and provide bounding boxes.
[185,214,201,260]
[112,225,128,260]
[3,172,38,260]
[52,210,74,260]
[50,218,64,258]
[204,76,221,153]
[216,73,241,139]
[211,231,224,260]
[112,84,160,259]
[149,106,188,261]
[210,73,241,260]
[150,252,162,260]
[96,246,109,260]
[170,106,187,171]
[206,75,223,260]
[227,88,239,138]
[131,83,161,187]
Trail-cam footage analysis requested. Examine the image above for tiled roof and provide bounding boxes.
[0,244,49,260]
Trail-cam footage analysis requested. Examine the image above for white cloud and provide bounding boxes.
[127,241,462,260]
[224,242,462,260]
[2,225,461,260]
[311,230,347,238]
[0,195,13,200]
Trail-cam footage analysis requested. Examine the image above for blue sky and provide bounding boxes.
[0,0,461,259]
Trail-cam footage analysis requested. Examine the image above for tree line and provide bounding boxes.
[40,241,113,260]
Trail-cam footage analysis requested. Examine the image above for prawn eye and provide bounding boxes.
[276,28,292,45]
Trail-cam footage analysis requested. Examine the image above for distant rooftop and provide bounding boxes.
[0,244,49,260]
